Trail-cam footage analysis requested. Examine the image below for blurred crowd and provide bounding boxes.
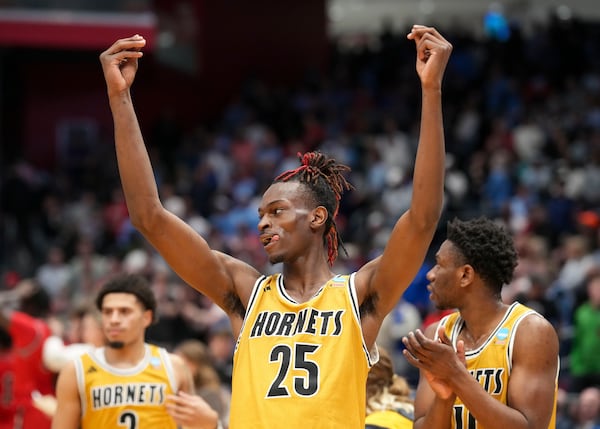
[3,14,600,428]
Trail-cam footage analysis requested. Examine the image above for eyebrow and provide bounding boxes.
[258,199,287,215]
[102,306,134,311]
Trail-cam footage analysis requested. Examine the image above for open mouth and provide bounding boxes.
[260,234,280,247]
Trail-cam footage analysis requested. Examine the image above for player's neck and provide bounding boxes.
[281,262,335,302]
[103,339,147,368]
[459,300,508,347]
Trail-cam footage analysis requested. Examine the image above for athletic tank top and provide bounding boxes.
[74,344,178,429]
[365,409,413,429]
[438,302,558,429]
[230,273,377,429]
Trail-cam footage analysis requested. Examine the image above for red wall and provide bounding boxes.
[4,0,328,170]
[197,0,328,116]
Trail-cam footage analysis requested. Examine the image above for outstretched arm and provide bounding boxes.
[357,26,452,337]
[99,36,260,315]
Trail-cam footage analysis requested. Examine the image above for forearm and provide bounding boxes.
[450,376,529,429]
[182,415,220,429]
[410,87,445,227]
[50,413,80,429]
[414,395,455,429]
[109,91,162,229]
[43,339,93,373]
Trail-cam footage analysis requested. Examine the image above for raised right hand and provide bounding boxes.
[99,35,146,97]
[407,25,452,91]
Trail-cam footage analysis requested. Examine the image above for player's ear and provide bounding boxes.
[459,264,475,287]
[311,206,328,228]
[143,309,154,327]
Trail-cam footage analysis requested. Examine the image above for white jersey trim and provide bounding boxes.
[159,347,178,393]
[74,357,87,417]
[233,274,266,354]
[85,345,153,376]
[506,307,538,374]
[347,272,379,367]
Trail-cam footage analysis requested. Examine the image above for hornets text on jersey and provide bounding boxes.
[230,273,378,429]
[75,344,178,429]
[438,303,558,429]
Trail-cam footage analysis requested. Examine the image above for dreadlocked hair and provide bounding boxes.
[275,151,353,266]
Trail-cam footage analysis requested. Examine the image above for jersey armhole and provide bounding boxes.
[159,347,179,393]
[348,272,379,367]
[233,274,267,354]
[74,357,87,417]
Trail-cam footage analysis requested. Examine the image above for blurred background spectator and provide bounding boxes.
[557,387,600,429]
[1,3,600,426]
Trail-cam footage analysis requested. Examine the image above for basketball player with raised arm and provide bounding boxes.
[99,25,452,428]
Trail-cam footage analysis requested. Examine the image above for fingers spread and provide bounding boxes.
[402,330,428,364]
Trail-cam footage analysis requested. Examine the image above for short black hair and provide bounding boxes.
[446,217,518,295]
[95,274,157,322]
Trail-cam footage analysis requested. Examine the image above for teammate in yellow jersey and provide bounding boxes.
[51,274,220,429]
[402,217,560,429]
[99,24,452,429]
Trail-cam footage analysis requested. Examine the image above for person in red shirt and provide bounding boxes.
[0,327,16,429]
[0,280,57,429]
[7,311,55,429]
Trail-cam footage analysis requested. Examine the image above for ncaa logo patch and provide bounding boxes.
[150,356,162,368]
[495,327,509,344]
[330,276,346,287]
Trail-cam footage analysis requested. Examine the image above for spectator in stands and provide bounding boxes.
[174,339,231,427]
[557,386,600,429]
[569,273,600,393]
[365,347,414,429]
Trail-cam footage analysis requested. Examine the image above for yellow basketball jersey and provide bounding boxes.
[230,273,377,429]
[365,409,413,429]
[74,344,178,429]
[439,302,558,429]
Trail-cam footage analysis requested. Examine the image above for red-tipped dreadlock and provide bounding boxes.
[275,152,353,266]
